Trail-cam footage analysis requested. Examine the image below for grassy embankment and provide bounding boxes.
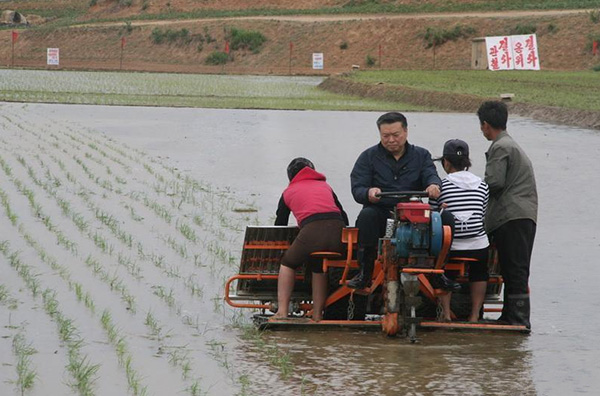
[9,0,600,28]
[0,69,424,111]
[346,70,600,112]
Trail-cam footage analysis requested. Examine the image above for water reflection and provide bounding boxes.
[237,329,535,395]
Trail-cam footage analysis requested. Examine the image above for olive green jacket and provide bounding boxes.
[484,130,538,233]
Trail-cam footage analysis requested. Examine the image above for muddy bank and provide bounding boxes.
[319,76,600,130]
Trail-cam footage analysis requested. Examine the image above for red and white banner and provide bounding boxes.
[512,34,540,70]
[486,34,540,71]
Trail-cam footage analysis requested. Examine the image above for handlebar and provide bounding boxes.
[375,191,429,199]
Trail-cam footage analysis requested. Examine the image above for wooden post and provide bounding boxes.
[378,44,382,69]
[11,31,16,67]
[120,36,125,70]
[433,41,436,70]
[289,42,293,75]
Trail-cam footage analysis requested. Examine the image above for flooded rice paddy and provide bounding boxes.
[1,102,599,395]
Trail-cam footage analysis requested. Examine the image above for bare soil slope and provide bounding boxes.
[2,10,598,73]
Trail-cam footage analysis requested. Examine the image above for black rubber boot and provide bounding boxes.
[347,248,375,289]
[506,294,531,329]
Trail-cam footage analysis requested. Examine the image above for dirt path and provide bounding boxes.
[79,8,595,28]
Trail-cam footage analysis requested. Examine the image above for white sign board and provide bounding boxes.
[485,36,513,71]
[47,48,60,66]
[511,34,540,70]
[312,53,324,70]
[485,34,540,71]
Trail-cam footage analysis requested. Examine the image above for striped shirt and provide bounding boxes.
[430,171,489,250]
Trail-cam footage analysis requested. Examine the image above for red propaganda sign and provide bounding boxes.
[486,34,540,71]
[12,31,19,43]
[224,41,230,54]
[121,36,126,49]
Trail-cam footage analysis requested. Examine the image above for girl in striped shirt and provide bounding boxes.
[430,139,490,323]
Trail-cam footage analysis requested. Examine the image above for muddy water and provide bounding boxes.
[14,103,600,395]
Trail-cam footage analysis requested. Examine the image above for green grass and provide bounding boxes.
[0,69,422,111]
[348,70,600,111]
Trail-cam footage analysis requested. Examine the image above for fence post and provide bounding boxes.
[289,42,293,75]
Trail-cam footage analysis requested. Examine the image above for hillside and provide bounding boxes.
[1,1,599,74]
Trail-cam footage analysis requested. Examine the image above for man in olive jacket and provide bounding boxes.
[478,101,538,329]
[348,112,441,289]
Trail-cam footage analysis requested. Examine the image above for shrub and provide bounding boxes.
[141,1,149,11]
[366,54,376,67]
[340,41,349,50]
[509,23,537,35]
[89,0,97,6]
[150,28,164,44]
[593,64,600,72]
[547,23,558,34]
[124,21,133,34]
[422,24,476,48]
[150,28,193,45]
[205,51,229,65]
[228,28,267,53]
[590,10,600,24]
[119,0,133,7]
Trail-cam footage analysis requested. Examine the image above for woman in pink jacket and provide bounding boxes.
[273,158,348,322]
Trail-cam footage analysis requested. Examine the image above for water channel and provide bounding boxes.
[19,103,600,395]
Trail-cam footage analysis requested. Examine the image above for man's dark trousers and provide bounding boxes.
[491,218,536,327]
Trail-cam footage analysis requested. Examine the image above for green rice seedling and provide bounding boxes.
[143,163,155,175]
[0,188,19,226]
[211,294,223,314]
[125,205,144,222]
[165,265,181,279]
[67,354,100,396]
[238,374,251,396]
[188,380,206,396]
[143,197,172,223]
[165,235,187,258]
[152,285,177,309]
[57,197,71,216]
[144,311,163,338]
[177,221,197,242]
[115,176,127,185]
[12,332,37,394]
[92,232,113,255]
[151,254,165,269]
[0,284,8,303]
[72,213,89,232]
[124,355,147,396]
[184,276,204,298]
[192,215,203,227]
[100,310,120,344]
[115,337,127,360]
[0,156,13,176]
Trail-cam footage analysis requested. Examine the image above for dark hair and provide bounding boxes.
[376,112,408,130]
[477,101,508,130]
[287,157,314,181]
[442,155,472,171]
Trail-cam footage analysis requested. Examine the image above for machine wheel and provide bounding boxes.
[324,268,367,320]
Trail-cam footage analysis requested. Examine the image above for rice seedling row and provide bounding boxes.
[0,103,294,393]
[1,108,247,393]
